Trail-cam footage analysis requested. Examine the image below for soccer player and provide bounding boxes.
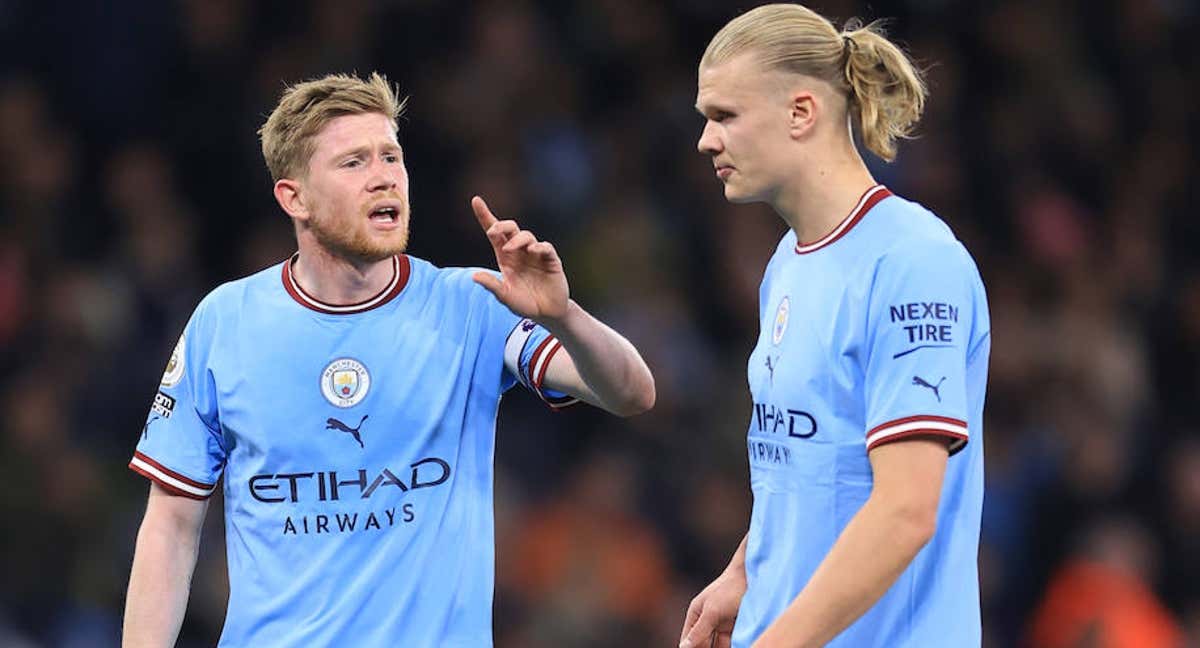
[679,5,989,648]
[122,72,655,647]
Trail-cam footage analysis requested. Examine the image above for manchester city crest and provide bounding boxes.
[773,296,790,345]
[161,333,186,387]
[321,358,371,408]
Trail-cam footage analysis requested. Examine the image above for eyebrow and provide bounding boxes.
[695,103,733,117]
[333,146,370,160]
[332,144,401,160]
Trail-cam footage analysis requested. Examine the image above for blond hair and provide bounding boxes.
[258,72,407,182]
[701,4,927,162]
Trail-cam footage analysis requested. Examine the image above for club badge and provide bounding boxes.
[161,333,186,387]
[321,358,371,408]
[773,296,790,345]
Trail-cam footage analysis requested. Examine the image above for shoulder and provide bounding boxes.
[407,256,519,337]
[204,261,284,306]
[405,255,497,304]
[187,260,287,330]
[847,195,988,320]
[868,194,979,277]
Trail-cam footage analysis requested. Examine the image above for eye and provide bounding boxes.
[383,152,400,163]
[342,158,362,168]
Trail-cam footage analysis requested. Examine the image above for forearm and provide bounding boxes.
[752,494,933,648]
[123,514,203,647]
[540,299,655,415]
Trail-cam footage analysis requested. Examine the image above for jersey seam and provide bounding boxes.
[966,329,991,363]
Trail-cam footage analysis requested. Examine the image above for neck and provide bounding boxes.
[771,138,877,244]
[292,236,396,305]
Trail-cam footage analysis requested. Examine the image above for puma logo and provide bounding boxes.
[912,376,946,402]
[326,415,368,448]
[765,355,779,384]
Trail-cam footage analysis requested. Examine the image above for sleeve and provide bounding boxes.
[503,316,581,410]
[128,299,226,498]
[862,243,974,455]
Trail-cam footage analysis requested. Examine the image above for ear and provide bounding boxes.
[273,178,309,223]
[787,91,817,139]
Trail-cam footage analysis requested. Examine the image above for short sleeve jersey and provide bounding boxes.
[129,254,575,647]
[733,186,991,647]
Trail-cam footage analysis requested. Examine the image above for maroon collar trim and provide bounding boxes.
[794,185,892,254]
[281,253,410,314]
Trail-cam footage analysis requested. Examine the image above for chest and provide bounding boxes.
[749,260,866,401]
[743,257,876,480]
[210,306,495,467]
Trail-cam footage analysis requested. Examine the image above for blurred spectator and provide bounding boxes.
[1028,518,1183,648]
[499,445,671,646]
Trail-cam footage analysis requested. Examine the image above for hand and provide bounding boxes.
[680,569,747,648]
[470,196,570,322]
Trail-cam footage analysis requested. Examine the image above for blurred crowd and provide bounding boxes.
[0,1,1197,646]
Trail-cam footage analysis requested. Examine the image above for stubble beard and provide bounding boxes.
[307,204,411,263]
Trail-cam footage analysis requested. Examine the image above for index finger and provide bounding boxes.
[471,196,499,232]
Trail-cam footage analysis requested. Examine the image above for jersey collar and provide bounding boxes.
[282,253,410,314]
[794,185,892,254]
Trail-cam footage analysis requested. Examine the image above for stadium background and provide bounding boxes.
[1,0,1197,646]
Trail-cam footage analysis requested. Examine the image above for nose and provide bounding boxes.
[697,121,722,156]
[366,158,399,192]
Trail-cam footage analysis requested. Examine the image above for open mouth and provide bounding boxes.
[369,206,400,223]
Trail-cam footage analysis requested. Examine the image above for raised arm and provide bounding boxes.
[470,196,654,416]
[123,483,209,647]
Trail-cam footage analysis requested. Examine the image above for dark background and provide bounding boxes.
[0,1,1197,646]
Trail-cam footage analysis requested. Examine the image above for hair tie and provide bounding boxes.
[842,33,856,54]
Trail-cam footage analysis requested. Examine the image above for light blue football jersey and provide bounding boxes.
[732,186,990,647]
[129,253,577,647]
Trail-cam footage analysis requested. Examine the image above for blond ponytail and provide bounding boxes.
[841,21,927,161]
[701,4,928,162]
